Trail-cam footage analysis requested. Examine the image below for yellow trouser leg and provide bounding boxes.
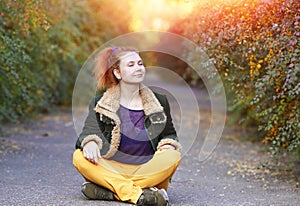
[155,178,170,190]
[73,149,143,203]
[130,149,181,190]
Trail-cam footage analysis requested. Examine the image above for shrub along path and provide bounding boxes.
[0,76,299,205]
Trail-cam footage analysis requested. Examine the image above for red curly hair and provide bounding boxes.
[93,46,139,90]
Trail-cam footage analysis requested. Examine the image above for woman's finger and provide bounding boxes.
[92,152,97,163]
[83,150,88,158]
[97,149,101,159]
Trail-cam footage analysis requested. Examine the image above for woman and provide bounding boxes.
[73,46,182,206]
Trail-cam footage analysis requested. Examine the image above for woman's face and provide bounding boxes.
[117,52,145,84]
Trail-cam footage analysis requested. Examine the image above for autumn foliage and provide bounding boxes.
[169,0,299,155]
[0,0,131,122]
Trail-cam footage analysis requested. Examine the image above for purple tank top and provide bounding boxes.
[109,105,155,164]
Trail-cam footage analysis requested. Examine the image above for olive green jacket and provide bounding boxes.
[75,85,182,159]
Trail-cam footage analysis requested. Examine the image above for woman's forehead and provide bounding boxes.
[119,52,141,63]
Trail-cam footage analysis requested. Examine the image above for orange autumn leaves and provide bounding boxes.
[169,0,300,156]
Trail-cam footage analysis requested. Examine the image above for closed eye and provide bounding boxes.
[127,60,143,67]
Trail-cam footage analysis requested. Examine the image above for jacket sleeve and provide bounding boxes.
[75,97,103,150]
[156,95,182,151]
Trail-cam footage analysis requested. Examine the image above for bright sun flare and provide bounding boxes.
[128,0,255,32]
[129,0,197,31]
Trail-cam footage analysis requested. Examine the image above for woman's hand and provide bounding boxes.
[159,144,176,151]
[83,141,101,165]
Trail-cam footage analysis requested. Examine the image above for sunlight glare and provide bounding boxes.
[129,0,197,31]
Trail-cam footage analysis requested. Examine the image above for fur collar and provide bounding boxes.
[95,84,164,115]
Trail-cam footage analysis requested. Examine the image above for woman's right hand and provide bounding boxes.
[83,141,101,165]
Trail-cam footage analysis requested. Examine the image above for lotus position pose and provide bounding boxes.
[73,46,182,206]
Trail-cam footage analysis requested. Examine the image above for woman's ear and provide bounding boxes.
[113,69,121,80]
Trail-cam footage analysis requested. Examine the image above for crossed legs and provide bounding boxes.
[73,149,181,204]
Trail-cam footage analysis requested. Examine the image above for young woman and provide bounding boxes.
[73,46,182,206]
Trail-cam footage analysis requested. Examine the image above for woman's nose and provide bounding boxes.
[136,65,144,70]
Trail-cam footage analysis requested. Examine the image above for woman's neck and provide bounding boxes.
[119,82,143,109]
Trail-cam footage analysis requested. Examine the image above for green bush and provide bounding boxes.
[0,0,131,123]
[168,0,300,156]
[0,0,49,122]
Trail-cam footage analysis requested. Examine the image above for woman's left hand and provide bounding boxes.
[159,144,176,151]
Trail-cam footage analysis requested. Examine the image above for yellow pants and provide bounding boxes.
[73,149,181,204]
